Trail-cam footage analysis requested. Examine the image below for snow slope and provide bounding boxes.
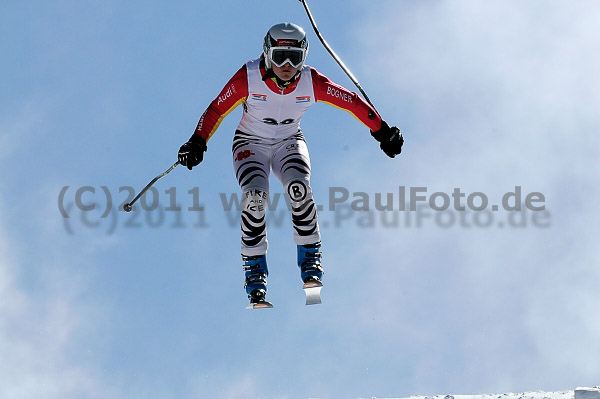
[365,388,600,399]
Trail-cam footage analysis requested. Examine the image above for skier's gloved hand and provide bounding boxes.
[371,120,404,158]
[178,134,207,170]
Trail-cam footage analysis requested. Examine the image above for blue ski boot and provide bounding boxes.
[243,254,271,307]
[297,242,324,285]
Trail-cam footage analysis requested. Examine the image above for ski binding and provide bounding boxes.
[246,300,273,310]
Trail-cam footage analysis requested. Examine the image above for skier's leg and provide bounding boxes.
[232,131,271,298]
[241,188,270,300]
[273,133,321,244]
[272,133,323,283]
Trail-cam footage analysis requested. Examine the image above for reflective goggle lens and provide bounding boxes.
[271,49,304,67]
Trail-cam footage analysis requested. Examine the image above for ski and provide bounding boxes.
[246,300,273,310]
[244,281,322,308]
[303,280,323,305]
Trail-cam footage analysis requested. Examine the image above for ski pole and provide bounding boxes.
[298,0,379,116]
[123,161,180,212]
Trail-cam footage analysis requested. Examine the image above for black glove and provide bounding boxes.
[371,120,404,158]
[178,134,207,170]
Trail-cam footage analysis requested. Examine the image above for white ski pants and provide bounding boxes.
[232,130,321,256]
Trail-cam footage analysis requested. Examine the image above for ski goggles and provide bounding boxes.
[268,47,306,68]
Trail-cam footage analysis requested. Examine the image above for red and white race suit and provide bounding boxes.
[193,57,381,256]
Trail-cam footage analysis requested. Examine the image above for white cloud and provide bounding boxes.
[0,137,122,398]
[0,100,48,162]
[328,0,600,392]
[0,229,111,398]
[358,0,599,186]
[188,372,263,399]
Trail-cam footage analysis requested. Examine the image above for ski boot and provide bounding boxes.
[243,254,272,309]
[298,242,324,305]
[298,242,324,284]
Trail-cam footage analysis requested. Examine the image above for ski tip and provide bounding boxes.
[303,285,322,306]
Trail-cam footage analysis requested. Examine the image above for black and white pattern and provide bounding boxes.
[240,195,267,250]
[233,130,321,256]
[290,192,318,238]
[280,152,311,176]
[233,131,270,192]
[232,130,261,154]
[235,160,268,189]
[274,134,320,244]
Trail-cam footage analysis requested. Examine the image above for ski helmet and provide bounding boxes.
[263,22,309,70]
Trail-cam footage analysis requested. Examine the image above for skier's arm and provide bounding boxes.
[311,67,403,158]
[178,65,248,170]
[311,67,381,131]
[193,65,249,141]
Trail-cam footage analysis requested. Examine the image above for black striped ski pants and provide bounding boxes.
[232,130,321,256]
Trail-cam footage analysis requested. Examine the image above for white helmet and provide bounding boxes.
[263,22,309,70]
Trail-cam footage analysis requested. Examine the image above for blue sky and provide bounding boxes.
[1,1,599,398]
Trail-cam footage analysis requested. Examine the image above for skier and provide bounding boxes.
[178,22,403,307]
